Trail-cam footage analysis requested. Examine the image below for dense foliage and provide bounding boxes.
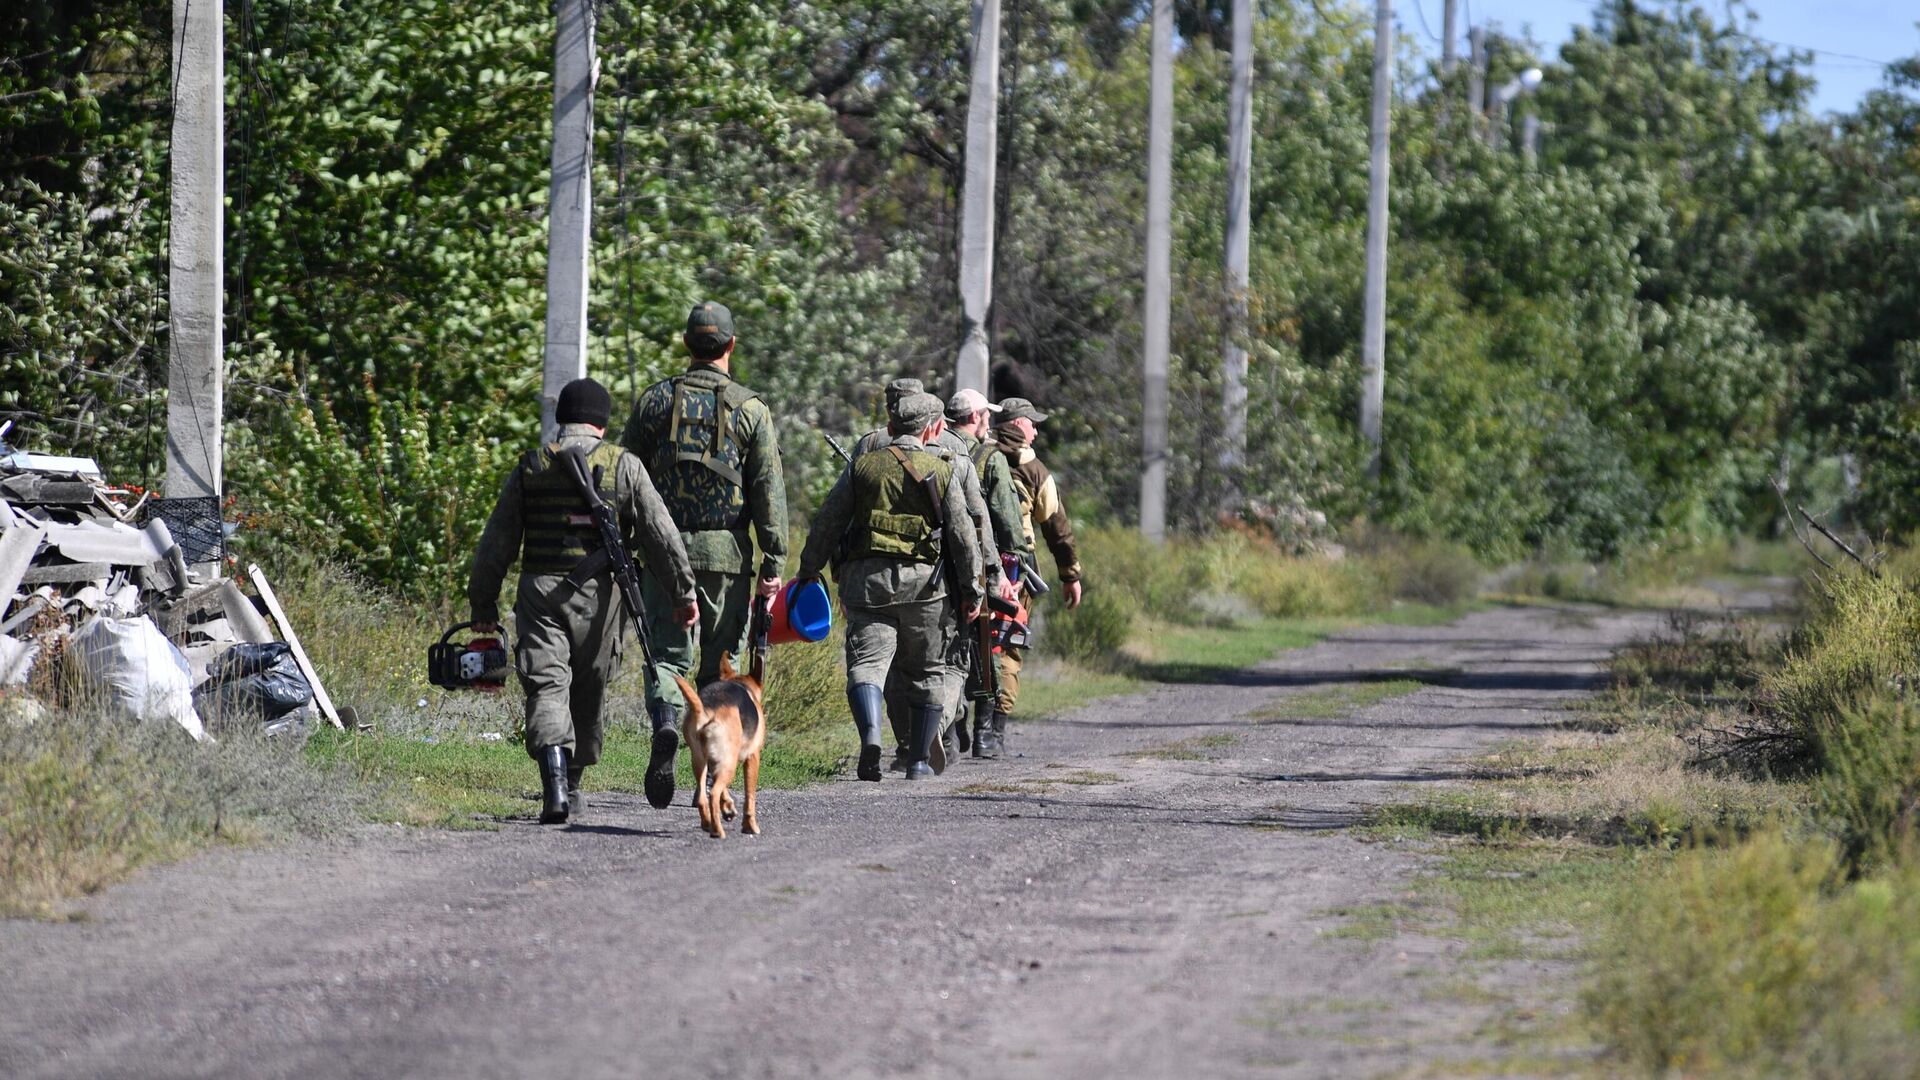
[4,1,1917,594]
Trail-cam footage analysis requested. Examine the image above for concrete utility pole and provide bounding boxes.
[1140,0,1173,542]
[1358,0,1392,479]
[954,0,1002,396]
[1441,0,1458,73]
[1467,26,1486,140]
[1220,0,1252,483]
[166,0,223,503]
[543,0,595,439]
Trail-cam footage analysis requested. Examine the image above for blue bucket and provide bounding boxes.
[769,579,833,643]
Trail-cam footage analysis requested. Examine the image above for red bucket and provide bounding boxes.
[766,579,833,644]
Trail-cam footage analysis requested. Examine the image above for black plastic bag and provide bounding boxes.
[195,642,312,733]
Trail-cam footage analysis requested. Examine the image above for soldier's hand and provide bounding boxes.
[757,574,782,600]
[675,601,699,628]
[963,602,983,623]
[1064,580,1083,610]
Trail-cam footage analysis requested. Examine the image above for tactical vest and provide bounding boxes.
[654,370,759,532]
[848,445,953,564]
[518,440,625,574]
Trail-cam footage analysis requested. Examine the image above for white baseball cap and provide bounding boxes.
[945,388,1002,421]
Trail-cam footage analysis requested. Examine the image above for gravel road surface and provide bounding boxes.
[0,602,1664,1079]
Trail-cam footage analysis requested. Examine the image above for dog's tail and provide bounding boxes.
[671,675,703,723]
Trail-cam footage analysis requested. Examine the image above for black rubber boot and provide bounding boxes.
[538,745,571,824]
[905,704,943,781]
[645,702,680,810]
[849,684,886,781]
[567,766,585,813]
[953,705,972,755]
[974,708,1002,759]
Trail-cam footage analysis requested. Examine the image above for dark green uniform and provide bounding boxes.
[467,425,695,767]
[621,363,787,715]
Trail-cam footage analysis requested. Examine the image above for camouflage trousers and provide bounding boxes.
[514,571,624,766]
[641,567,752,716]
[846,595,952,707]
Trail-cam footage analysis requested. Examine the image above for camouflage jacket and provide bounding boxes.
[467,424,696,626]
[620,363,787,578]
[850,425,999,585]
[799,434,984,611]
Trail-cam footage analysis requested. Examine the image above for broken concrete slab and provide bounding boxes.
[20,562,110,586]
[39,518,165,566]
[0,525,43,607]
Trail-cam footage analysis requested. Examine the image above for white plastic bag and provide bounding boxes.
[72,615,207,740]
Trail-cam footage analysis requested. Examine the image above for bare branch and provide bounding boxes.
[1797,503,1880,577]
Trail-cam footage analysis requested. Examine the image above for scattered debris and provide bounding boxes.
[0,428,336,738]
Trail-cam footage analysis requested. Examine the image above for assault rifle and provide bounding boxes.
[558,446,655,668]
[823,432,854,465]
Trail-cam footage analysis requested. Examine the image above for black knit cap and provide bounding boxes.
[555,377,612,428]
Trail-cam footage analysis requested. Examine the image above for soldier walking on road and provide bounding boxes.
[468,378,698,824]
[992,398,1083,753]
[621,301,788,810]
[850,379,1002,770]
[947,388,1031,758]
[798,392,984,781]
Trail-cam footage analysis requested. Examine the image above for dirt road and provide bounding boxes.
[0,603,1663,1079]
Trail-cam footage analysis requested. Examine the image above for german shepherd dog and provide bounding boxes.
[671,652,764,839]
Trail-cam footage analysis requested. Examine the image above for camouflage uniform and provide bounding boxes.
[621,362,787,718]
[994,413,1082,723]
[853,421,998,762]
[798,394,982,780]
[467,424,695,772]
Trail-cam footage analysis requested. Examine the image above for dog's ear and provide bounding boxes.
[719,651,737,680]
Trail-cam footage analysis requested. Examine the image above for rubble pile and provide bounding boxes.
[0,427,334,738]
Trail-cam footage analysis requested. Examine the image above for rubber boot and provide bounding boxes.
[953,704,972,755]
[566,766,585,813]
[849,684,885,781]
[886,696,911,773]
[645,702,680,810]
[538,745,571,824]
[905,704,943,781]
[974,707,1002,759]
[992,711,1010,756]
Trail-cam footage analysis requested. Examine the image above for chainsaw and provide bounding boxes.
[427,622,512,692]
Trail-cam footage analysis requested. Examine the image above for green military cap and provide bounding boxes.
[993,396,1049,424]
[888,391,944,430]
[685,300,735,353]
[884,378,925,407]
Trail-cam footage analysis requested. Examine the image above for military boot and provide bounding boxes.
[538,745,571,824]
[905,704,944,781]
[992,711,1011,756]
[645,702,681,809]
[566,766,585,813]
[849,684,886,781]
[973,708,1002,760]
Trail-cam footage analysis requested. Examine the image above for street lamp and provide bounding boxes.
[1488,66,1544,155]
